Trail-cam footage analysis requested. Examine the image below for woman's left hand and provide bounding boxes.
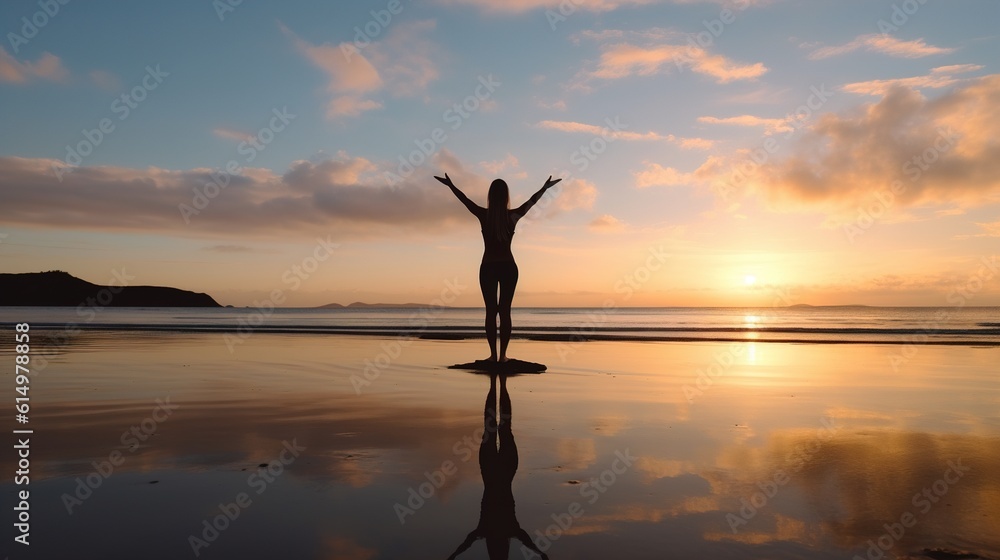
[435,173,455,188]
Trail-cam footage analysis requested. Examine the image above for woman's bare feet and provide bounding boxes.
[498,356,510,363]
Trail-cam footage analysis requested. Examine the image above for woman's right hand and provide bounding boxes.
[543,175,562,189]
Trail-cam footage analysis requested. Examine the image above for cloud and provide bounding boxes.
[699,75,1000,216]
[326,95,383,118]
[0,150,584,240]
[552,179,598,213]
[435,0,770,13]
[843,64,984,96]
[698,114,793,134]
[954,221,1000,239]
[571,28,680,44]
[633,162,693,188]
[435,0,656,13]
[479,153,520,174]
[537,119,713,148]
[537,98,568,111]
[281,23,381,92]
[212,127,256,143]
[808,34,954,60]
[364,20,440,96]
[0,47,68,83]
[580,40,766,85]
[88,69,121,91]
[280,21,438,118]
[589,214,627,232]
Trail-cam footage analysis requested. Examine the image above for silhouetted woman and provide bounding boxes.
[435,173,561,362]
[446,373,549,560]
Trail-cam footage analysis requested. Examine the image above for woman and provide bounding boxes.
[435,173,561,362]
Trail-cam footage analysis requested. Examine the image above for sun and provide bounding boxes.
[744,275,757,286]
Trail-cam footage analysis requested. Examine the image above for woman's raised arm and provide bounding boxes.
[435,173,483,216]
[512,175,562,218]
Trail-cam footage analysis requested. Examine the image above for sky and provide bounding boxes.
[1,0,998,307]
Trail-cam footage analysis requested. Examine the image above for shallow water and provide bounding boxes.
[3,305,999,344]
[1,330,998,559]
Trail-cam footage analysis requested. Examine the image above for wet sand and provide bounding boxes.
[2,330,998,559]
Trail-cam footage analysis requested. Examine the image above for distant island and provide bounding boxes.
[317,302,451,309]
[786,304,872,308]
[0,271,220,307]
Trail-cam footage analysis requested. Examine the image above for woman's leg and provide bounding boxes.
[497,262,518,361]
[479,262,499,361]
[479,374,499,476]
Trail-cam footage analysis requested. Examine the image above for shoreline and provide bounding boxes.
[10,323,1000,346]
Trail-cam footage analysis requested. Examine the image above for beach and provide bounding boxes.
[4,1,999,558]
[2,320,998,559]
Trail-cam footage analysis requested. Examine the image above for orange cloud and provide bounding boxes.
[634,162,693,188]
[326,95,383,118]
[843,64,984,96]
[589,213,627,232]
[0,149,586,240]
[435,0,771,13]
[698,115,793,134]
[0,47,68,83]
[808,34,954,60]
[280,21,438,118]
[478,153,520,175]
[212,127,256,143]
[954,221,1000,240]
[586,43,766,84]
[702,75,1000,216]
[281,23,382,93]
[436,0,656,13]
[537,119,713,148]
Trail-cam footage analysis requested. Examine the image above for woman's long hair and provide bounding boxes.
[486,179,511,242]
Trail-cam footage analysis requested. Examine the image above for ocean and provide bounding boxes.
[3,305,998,344]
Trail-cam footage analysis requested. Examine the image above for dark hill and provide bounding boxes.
[0,271,220,307]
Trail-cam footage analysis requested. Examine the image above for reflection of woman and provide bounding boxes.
[436,173,561,363]
[446,374,549,560]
